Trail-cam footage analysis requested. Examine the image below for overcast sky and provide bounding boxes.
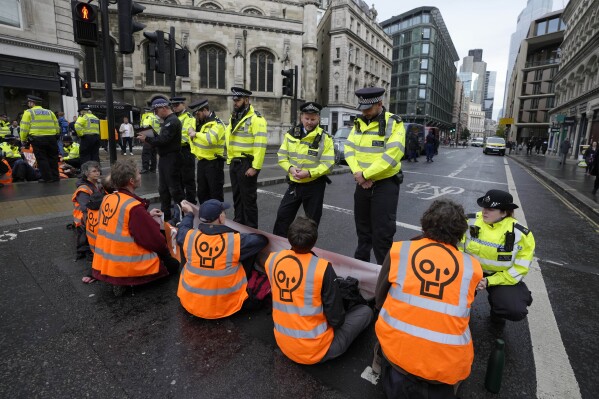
[371,0,568,119]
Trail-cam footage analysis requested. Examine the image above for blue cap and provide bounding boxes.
[151,96,170,110]
[355,87,385,110]
[200,199,231,222]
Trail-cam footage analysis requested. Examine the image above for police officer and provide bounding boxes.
[461,189,535,326]
[136,96,184,221]
[226,87,268,228]
[188,98,226,203]
[344,87,406,265]
[273,102,335,237]
[74,105,101,163]
[140,106,159,174]
[170,96,197,204]
[19,95,60,183]
[0,114,10,141]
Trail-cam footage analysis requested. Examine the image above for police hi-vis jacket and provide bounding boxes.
[190,112,226,161]
[20,106,59,140]
[461,212,535,286]
[226,105,268,170]
[344,112,405,181]
[277,125,334,183]
[75,113,101,136]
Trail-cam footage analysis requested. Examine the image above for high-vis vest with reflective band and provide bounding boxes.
[63,142,80,160]
[375,239,483,385]
[190,114,226,160]
[177,225,245,319]
[141,112,161,133]
[178,111,194,145]
[71,183,95,227]
[226,105,268,169]
[86,207,100,253]
[92,192,160,277]
[461,212,535,286]
[344,112,405,181]
[19,106,59,141]
[277,126,335,183]
[266,250,335,364]
[0,159,12,184]
[75,113,101,137]
[0,142,20,160]
[0,120,10,138]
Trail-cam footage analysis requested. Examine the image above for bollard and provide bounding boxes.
[485,338,505,394]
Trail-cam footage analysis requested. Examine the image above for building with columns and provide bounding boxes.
[467,101,485,138]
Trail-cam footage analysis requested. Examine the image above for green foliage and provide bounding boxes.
[461,128,471,140]
[496,125,506,138]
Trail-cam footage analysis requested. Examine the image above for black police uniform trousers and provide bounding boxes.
[158,152,184,220]
[180,145,197,203]
[273,176,327,237]
[354,176,400,265]
[229,158,259,228]
[197,157,225,204]
[487,281,533,321]
[30,136,59,181]
[141,142,157,172]
[79,134,100,164]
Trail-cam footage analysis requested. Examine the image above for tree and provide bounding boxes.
[461,128,471,141]
[496,125,506,138]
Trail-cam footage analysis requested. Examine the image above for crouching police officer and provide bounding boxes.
[344,87,406,265]
[273,102,335,237]
[461,189,535,325]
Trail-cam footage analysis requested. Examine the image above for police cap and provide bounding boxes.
[477,189,519,210]
[78,105,91,112]
[26,95,43,103]
[189,99,209,114]
[230,87,252,99]
[299,101,323,114]
[355,87,385,110]
[169,96,186,104]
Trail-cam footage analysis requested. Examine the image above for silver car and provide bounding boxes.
[333,126,352,164]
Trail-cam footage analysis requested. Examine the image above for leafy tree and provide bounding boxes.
[496,125,506,138]
[461,128,471,140]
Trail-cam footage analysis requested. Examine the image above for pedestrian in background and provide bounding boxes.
[119,116,134,156]
[559,137,571,165]
[406,129,419,162]
[583,141,597,176]
[591,156,599,195]
[425,129,436,162]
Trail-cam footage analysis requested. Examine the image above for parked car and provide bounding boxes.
[483,136,506,156]
[471,137,484,147]
[333,126,352,164]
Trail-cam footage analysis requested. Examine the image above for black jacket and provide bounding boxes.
[146,113,181,156]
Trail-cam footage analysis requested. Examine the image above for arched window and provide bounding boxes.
[243,7,263,15]
[250,50,274,92]
[199,45,226,89]
[198,1,222,10]
[84,34,116,83]
[144,42,171,86]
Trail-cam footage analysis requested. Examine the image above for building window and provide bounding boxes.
[536,20,547,36]
[199,45,226,89]
[418,88,426,99]
[419,73,427,85]
[546,17,560,34]
[355,48,360,64]
[422,43,429,54]
[250,50,274,92]
[242,7,263,15]
[348,44,353,62]
[86,37,117,84]
[0,0,21,28]
[420,58,428,70]
[198,2,222,9]
[350,17,354,30]
[334,85,339,101]
[336,47,340,59]
[422,28,431,40]
[357,22,361,36]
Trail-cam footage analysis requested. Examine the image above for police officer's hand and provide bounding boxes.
[476,277,488,291]
[361,180,373,189]
[295,169,311,180]
[136,134,146,143]
[188,127,196,138]
[354,171,366,185]
[245,167,258,177]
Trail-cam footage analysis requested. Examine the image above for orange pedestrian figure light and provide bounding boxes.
[81,6,89,20]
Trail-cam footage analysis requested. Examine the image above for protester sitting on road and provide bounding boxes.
[266,216,373,365]
[375,199,483,397]
[0,137,22,167]
[71,161,102,261]
[62,135,81,169]
[461,189,534,326]
[175,199,268,319]
[0,152,11,188]
[91,159,180,296]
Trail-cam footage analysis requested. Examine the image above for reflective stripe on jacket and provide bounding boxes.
[141,112,161,133]
[91,192,160,277]
[226,105,268,169]
[177,225,245,319]
[75,113,101,137]
[266,250,334,364]
[277,126,335,183]
[190,115,226,160]
[86,207,100,253]
[0,142,20,159]
[71,184,94,227]
[375,239,482,385]
[63,143,80,160]
[178,111,194,145]
[19,106,59,141]
[344,112,405,181]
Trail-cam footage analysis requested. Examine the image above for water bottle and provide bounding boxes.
[485,338,505,394]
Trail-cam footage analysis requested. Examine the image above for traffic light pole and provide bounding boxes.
[292,65,298,126]
[100,0,117,164]
[170,26,176,97]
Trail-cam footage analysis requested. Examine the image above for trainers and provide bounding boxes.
[122,153,127,156]
[129,152,134,156]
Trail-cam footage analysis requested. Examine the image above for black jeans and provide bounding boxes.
[273,177,327,237]
[121,137,133,153]
[80,134,100,163]
[141,142,157,172]
[354,176,400,265]
[30,136,59,181]
[180,145,197,204]
[197,158,225,204]
[158,152,184,220]
[229,158,259,228]
[487,281,533,321]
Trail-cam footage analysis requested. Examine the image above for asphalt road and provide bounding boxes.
[1,147,597,398]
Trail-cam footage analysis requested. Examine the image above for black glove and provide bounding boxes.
[162,254,180,274]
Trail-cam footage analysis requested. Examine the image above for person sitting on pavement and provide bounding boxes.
[71,161,103,261]
[92,158,180,296]
[0,152,12,188]
[266,216,374,365]
[461,189,534,326]
[176,199,268,319]
[375,199,483,398]
[0,137,22,167]
[62,135,81,169]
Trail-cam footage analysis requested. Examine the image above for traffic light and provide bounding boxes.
[58,72,73,97]
[143,30,169,74]
[82,81,92,98]
[118,0,146,54]
[281,69,294,97]
[175,48,189,77]
[71,1,99,46]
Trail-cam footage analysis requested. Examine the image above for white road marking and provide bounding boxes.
[403,171,508,185]
[0,232,17,242]
[257,189,422,232]
[18,227,43,233]
[505,158,581,398]
[404,182,464,200]
[360,366,380,385]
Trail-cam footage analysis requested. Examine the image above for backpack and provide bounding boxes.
[337,276,368,311]
[245,269,272,310]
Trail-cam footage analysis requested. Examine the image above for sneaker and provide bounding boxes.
[122,153,127,156]
[129,152,134,156]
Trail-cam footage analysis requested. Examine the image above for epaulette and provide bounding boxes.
[466,213,477,219]
[254,111,262,117]
[389,114,402,123]
[514,223,530,235]
[214,116,224,124]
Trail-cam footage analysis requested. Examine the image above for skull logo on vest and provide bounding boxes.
[411,243,459,299]
[274,255,304,302]
[87,211,99,233]
[195,233,225,269]
[101,195,120,226]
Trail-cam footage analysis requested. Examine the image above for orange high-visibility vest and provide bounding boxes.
[71,184,95,227]
[375,239,483,385]
[177,225,245,319]
[0,159,12,184]
[92,192,160,277]
[265,250,334,365]
[86,207,100,253]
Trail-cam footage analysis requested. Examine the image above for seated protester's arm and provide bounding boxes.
[76,191,92,215]
[239,233,268,261]
[128,205,170,257]
[321,263,345,329]
[375,253,392,310]
[176,214,195,246]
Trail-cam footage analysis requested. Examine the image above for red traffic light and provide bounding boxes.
[82,82,90,90]
[75,2,95,21]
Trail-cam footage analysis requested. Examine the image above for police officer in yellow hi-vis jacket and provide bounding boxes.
[171,96,197,204]
[344,87,406,265]
[461,189,534,325]
[273,102,335,237]
[19,95,60,183]
[226,87,268,228]
[140,106,159,174]
[188,98,226,204]
[74,105,101,164]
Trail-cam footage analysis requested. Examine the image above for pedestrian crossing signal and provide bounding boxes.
[72,1,99,46]
[82,81,92,98]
